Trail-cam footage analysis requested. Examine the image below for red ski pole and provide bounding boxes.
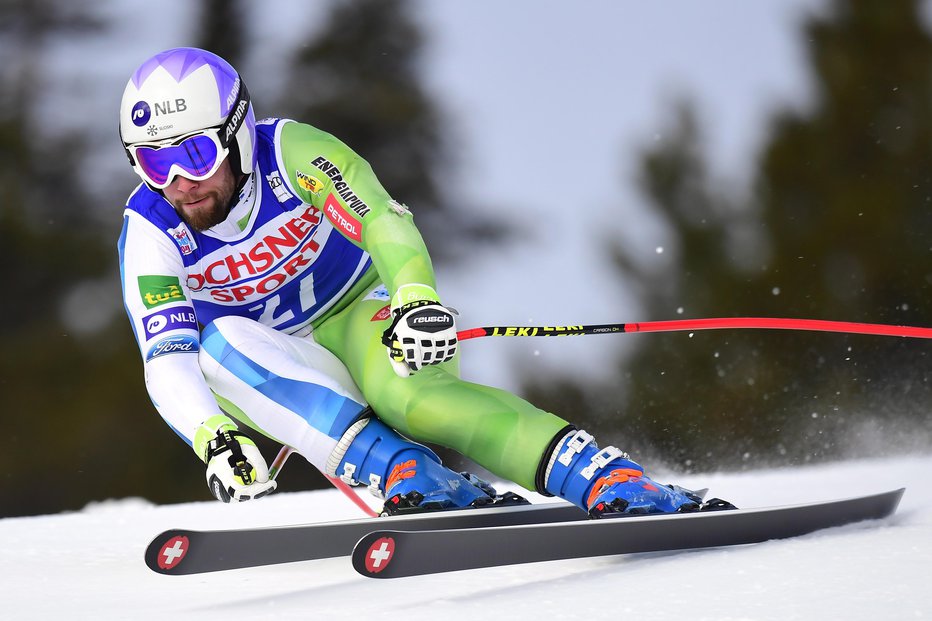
[269,445,378,518]
[457,317,932,341]
[267,316,928,516]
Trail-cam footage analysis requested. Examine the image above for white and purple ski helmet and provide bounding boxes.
[119,47,256,184]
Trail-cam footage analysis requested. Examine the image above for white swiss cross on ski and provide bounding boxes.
[364,536,395,574]
[157,535,189,570]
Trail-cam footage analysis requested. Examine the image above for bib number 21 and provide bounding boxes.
[250,273,317,328]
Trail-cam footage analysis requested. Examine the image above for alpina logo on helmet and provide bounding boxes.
[226,77,241,111]
[224,97,248,144]
[132,101,151,126]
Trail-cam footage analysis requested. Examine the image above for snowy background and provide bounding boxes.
[3,453,929,620]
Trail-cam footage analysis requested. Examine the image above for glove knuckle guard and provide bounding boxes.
[383,300,458,376]
[204,428,276,502]
[208,473,233,503]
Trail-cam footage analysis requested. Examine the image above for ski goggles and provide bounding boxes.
[126,129,228,189]
[124,77,251,189]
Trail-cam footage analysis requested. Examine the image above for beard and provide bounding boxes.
[170,183,236,232]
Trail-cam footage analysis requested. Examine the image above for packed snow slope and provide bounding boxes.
[3,454,930,621]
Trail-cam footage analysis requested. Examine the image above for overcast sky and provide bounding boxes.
[414,0,829,387]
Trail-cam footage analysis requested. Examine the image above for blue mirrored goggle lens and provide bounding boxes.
[134,134,221,186]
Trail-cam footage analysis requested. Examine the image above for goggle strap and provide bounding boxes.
[218,77,250,149]
[120,121,136,165]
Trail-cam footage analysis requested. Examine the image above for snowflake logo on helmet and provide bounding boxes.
[147,125,158,137]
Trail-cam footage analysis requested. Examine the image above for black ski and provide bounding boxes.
[145,501,583,575]
[352,488,905,579]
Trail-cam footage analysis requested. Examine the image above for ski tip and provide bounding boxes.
[849,487,906,523]
[888,487,906,514]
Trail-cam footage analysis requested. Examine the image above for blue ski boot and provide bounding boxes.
[328,415,508,515]
[542,429,702,517]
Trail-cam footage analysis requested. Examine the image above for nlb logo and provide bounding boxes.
[132,99,187,129]
[131,101,151,127]
[142,307,198,340]
[145,314,167,335]
[154,99,187,116]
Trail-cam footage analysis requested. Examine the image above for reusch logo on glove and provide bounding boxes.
[407,309,453,332]
[410,315,450,325]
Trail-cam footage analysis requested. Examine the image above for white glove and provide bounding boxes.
[198,417,277,502]
[382,300,458,377]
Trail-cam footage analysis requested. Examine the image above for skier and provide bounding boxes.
[118,47,703,517]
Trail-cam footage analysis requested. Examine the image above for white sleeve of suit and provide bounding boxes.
[119,209,223,449]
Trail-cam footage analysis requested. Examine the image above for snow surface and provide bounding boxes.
[3,454,930,621]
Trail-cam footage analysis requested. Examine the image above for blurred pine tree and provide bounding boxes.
[523,0,932,472]
[0,0,482,516]
[272,0,460,250]
[0,0,202,517]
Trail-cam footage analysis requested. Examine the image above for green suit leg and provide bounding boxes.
[313,284,570,491]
